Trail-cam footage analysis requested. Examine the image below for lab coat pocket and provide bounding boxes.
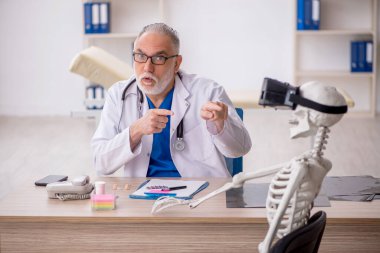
[183,123,214,161]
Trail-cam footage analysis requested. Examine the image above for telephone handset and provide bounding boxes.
[46,175,94,200]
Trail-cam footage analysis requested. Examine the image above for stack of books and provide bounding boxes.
[84,1,110,34]
[297,0,320,30]
[351,41,373,72]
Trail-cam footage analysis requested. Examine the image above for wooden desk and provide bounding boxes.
[0,178,379,253]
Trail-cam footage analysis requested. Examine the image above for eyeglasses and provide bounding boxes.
[133,52,178,65]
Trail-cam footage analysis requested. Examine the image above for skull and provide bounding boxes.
[290,81,347,139]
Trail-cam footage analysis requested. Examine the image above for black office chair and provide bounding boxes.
[269,211,327,253]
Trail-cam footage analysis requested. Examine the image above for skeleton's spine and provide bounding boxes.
[312,126,330,158]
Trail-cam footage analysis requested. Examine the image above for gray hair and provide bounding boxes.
[136,23,180,53]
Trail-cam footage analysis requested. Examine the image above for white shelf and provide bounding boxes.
[71,110,101,117]
[295,30,374,36]
[293,0,378,117]
[71,110,102,125]
[295,71,374,78]
[84,98,105,108]
[83,33,138,39]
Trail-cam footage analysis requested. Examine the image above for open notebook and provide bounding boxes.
[129,179,209,200]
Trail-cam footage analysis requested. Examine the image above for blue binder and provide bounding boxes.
[298,0,319,30]
[297,0,307,30]
[304,0,312,29]
[99,2,110,33]
[357,41,366,72]
[351,41,359,72]
[91,3,100,33]
[84,3,93,34]
[365,41,373,72]
[352,41,373,73]
[311,0,320,30]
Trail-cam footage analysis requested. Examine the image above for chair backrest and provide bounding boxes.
[269,211,327,253]
[225,108,243,176]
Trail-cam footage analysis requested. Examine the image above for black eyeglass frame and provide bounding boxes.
[132,52,178,65]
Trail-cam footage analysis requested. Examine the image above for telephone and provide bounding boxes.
[46,175,94,200]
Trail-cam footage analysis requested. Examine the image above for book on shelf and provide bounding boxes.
[99,2,110,33]
[83,1,110,34]
[297,0,320,30]
[365,41,373,72]
[84,3,93,34]
[351,41,373,73]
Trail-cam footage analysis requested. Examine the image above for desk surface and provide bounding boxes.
[0,177,379,223]
[1,178,380,253]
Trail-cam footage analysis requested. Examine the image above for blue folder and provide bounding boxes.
[84,3,93,34]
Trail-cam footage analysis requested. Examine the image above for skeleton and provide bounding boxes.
[151,81,347,253]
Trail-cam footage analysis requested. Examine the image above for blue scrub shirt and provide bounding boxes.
[146,88,181,177]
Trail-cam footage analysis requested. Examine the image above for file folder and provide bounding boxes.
[297,0,319,30]
[92,3,100,33]
[365,41,373,72]
[84,2,93,34]
[99,2,110,33]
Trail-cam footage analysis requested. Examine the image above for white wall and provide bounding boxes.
[0,0,379,116]
[0,0,84,116]
[164,0,293,91]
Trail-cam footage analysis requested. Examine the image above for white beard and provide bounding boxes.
[136,67,175,95]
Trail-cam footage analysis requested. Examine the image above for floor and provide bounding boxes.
[0,109,379,199]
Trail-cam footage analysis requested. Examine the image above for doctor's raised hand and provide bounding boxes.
[201,101,228,133]
[129,109,173,151]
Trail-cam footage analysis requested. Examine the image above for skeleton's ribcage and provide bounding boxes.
[265,165,315,239]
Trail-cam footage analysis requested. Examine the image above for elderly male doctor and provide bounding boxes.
[91,23,252,178]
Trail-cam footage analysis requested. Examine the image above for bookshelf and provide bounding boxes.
[72,0,165,121]
[293,0,378,116]
[83,33,138,39]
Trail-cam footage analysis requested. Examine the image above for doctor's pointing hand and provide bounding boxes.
[129,109,173,151]
[201,101,228,133]
[91,23,251,178]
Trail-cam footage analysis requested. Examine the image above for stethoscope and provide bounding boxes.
[118,73,185,151]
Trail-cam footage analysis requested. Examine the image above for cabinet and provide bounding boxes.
[293,0,378,116]
[73,0,165,120]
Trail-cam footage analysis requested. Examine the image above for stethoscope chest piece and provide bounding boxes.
[174,138,185,151]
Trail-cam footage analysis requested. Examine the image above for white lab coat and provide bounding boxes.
[91,71,252,177]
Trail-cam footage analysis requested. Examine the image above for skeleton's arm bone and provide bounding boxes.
[189,182,233,208]
[189,162,288,209]
[259,163,307,253]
